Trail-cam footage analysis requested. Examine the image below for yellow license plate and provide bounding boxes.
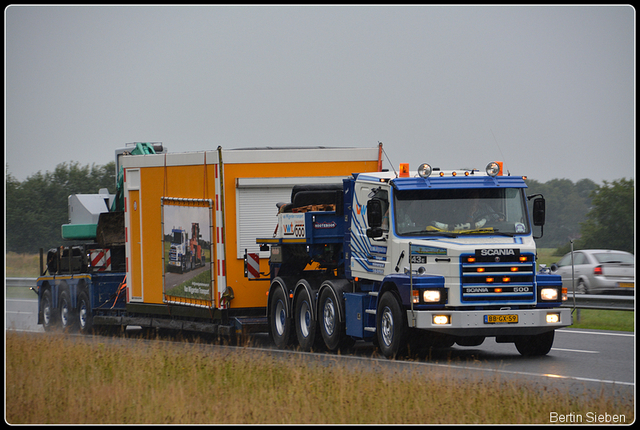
[484,314,518,324]
[619,282,634,288]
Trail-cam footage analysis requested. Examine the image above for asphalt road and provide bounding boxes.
[6,297,634,399]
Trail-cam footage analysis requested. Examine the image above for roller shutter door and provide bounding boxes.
[236,186,291,258]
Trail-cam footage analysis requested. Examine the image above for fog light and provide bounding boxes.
[486,161,501,177]
[423,290,441,302]
[418,163,432,178]
[540,288,559,301]
[546,313,560,324]
[433,315,450,325]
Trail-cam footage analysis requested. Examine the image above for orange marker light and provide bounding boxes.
[399,163,410,177]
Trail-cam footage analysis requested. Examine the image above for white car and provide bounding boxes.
[551,249,634,295]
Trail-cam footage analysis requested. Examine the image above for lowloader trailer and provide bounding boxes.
[35,143,571,357]
[35,144,383,338]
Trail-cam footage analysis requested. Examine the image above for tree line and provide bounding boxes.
[5,161,635,255]
[6,161,116,254]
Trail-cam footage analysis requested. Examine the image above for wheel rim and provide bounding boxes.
[323,297,336,336]
[79,301,87,330]
[299,300,311,338]
[381,306,394,347]
[42,296,52,327]
[274,300,286,336]
[60,298,70,328]
[577,281,587,294]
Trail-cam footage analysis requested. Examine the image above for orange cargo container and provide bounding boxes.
[121,146,382,316]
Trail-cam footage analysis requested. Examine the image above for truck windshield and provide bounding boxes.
[393,188,530,236]
[171,232,183,244]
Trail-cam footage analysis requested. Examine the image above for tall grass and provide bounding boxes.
[5,252,41,278]
[6,332,634,424]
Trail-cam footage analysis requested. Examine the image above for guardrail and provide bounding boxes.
[6,277,38,288]
[6,278,634,311]
[4,280,632,328]
[561,294,635,312]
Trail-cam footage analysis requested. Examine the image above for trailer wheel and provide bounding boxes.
[77,291,93,334]
[514,330,555,356]
[41,289,56,331]
[269,286,293,349]
[377,291,407,359]
[59,290,76,332]
[294,288,320,351]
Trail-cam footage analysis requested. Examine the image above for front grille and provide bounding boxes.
[460,253,535,303]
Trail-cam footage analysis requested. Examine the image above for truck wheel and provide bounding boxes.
[41,289,57,331]
[377,291,408,359]
[515,330,555,356]
[59,290,76,332]
[294,288,319,351]
[269,286,293,349]
[318,287,345,351]
[77,291,93,334]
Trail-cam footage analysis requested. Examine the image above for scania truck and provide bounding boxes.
[256,161,572,357]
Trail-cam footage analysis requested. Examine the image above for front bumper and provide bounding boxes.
[407,307,573,337]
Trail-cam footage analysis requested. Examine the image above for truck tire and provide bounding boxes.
[377,291,408,359]
[269,285,294,349]
[514,330,555,356]
[41,289,57,331]
[77,291,93,334]
[318,280,356,352]
[59,289,76,332]
[294,287,320,351]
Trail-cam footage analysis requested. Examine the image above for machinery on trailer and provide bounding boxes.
[35,143,383,338]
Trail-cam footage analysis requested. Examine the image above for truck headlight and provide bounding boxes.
[540,288,559,301]
[423,290,441,302]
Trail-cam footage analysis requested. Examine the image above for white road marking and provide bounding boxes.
[551,347,599,354]
[557,329,634,337]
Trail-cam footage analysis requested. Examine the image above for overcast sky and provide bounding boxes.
[5,5,635,184]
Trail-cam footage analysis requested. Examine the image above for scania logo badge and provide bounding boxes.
[495,256,500,262]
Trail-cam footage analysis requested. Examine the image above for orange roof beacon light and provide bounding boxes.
[399,163,410,177]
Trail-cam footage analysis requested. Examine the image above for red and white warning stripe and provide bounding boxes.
[246,253,260,279]
[90,249,111,271]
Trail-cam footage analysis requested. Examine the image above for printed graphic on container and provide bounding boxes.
[162,200,213,303]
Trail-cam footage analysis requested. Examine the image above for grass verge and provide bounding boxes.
[5,332,634,424]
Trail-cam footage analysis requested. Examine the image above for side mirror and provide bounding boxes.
[366,199,383,238]
[532,197,545,226]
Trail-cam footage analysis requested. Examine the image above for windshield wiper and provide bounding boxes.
[403,230,458,238]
